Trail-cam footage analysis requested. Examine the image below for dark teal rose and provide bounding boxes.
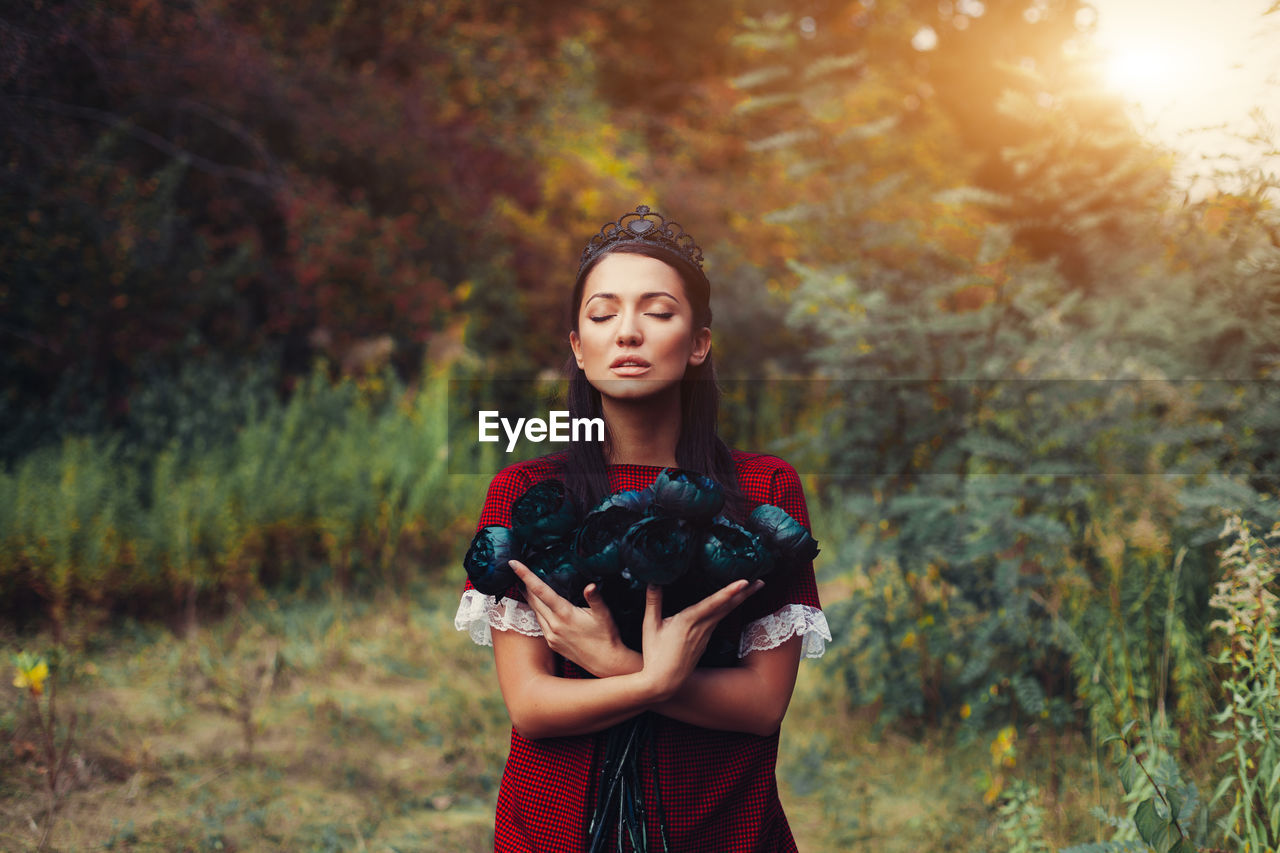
[659,569,743,668]
[620,515,694,585]
[598,573,647,652]
[511,479,579,548]
[650,468,724,523]
[574,504,643,580]
[747,504,820,567]
[463,525,522,595]
[699,520,774,587]
[524,541,587,606]
[597,488,655,515]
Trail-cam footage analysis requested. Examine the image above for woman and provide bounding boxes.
[455,204,831,851]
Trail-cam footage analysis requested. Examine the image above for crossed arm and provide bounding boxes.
[491,561,803,741]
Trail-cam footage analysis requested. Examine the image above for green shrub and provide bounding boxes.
[1207,516,1280,851]
[0,367,487,629]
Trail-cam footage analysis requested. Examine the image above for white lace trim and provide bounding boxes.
[455,591,830,659]
[740,604,831,659]
[454,589,542,647]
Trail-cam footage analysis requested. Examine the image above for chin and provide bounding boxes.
[591,377,681,401]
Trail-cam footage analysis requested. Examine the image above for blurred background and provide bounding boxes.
[3,1,1280,850]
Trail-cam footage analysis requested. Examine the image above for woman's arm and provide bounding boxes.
[651,638,801,736]
[493,573,761,740]
[492,628,661,739]
[513,561,802,737]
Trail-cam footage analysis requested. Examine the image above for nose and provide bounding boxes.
[616,310,642,346]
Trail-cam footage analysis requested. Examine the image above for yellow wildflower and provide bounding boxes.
[960,703,972,719]
[13,655,49,697]
[990,725,1018,769]
[983,773,1004,806]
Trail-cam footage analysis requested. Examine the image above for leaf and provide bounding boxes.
[730,66,791,90]
[730,31,797,52]
[1217,796,1243,841]
[746,129,819,152]
[1011,673,1046,716]
[1133,797,1161,843]
[1151,819,1179,851]
[959,648,994,685]
[832,116,899,144]
[1208,773,1234,809]
[802,52,864,81]
[1120,755,1141,795]
[1165,787,1183,822]
[734,93,801,115]
[932,186,1011,207]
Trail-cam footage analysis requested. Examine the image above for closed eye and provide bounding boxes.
[646,312,674,319]
[587,315,615,323]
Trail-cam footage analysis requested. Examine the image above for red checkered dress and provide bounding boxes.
[459,451,825,852]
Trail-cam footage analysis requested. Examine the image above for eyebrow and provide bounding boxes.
[584,291,681,306]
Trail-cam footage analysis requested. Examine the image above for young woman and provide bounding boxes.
[455,204,831,852]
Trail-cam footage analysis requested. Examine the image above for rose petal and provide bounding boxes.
[463,526,521,595]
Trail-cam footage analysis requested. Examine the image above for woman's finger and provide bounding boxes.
[642,583,664,636]
[512,569,554,624]
[510,560,569,615]
[684,578,760,623]
[583,584,611,620]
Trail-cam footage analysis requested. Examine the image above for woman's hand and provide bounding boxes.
[511,560,641,678]
[639,578,763,701]
[493,570,777,739]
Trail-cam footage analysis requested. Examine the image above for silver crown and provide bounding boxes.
[579,205,705,273]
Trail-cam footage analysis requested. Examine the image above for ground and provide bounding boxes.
[1,581,1116,852]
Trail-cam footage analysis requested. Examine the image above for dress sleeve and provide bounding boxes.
[454,466,544,647]
[736,459,831,659]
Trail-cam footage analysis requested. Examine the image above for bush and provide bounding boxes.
[0,367,488,632]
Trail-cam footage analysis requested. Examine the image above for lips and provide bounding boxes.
[610,356,651,375]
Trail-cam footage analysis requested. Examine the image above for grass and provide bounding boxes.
[777,658,1119,852]
[2,585,506,852]
[3,578,1126,852]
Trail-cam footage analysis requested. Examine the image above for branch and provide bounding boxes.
[0,321,64,355]
[6,95,287,190]
[170,95,286,183]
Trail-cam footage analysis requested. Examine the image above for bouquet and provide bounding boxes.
[463,469,819,663]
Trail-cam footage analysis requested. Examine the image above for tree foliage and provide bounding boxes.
[729,0,1280,766]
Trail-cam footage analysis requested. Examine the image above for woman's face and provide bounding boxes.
[569,252,711,402]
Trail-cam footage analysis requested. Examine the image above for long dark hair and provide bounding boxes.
[558,242,744,516]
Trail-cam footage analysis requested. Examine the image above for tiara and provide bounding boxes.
[579,204,705,273]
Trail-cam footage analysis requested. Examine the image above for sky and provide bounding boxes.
[1086,0,1280,189]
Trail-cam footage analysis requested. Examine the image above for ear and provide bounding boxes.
[688,326,712,367]
[569,330,585,369]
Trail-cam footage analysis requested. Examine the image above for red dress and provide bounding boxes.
[455,451,828,853]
